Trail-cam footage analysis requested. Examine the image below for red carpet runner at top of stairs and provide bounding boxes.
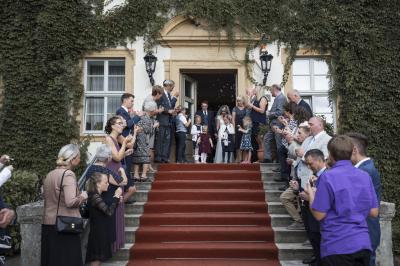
[127,163,280,266]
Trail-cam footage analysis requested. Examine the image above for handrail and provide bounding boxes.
[77,156,97,191]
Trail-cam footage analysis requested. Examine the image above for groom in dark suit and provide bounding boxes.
[195,100,216,162]
[154,80,178,163]
[116,93,141,137]
[116,93,141,203]
[195,100,216,138]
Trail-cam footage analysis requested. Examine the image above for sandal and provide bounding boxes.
[133,176,141,182]
[140,176,149,182]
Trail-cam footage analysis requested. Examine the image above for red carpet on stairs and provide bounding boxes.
[127,164,280,266]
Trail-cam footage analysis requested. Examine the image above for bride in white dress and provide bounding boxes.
[214,105,231,163]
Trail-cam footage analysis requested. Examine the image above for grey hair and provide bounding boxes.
[95,144,112,162]
[143,100,158,112]
[291,89,300,96]
[56,144,80,166]
[163,79,175,87]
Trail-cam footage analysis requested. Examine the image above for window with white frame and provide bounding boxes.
[84,59,125,133]
[292,58,334,124]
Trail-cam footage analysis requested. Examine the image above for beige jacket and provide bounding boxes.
[42,168,85,225]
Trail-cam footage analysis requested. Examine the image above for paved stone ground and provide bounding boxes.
[5,255,20,266]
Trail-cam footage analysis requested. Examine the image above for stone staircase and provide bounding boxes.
[261,163,312,266]
[103,164,312,266]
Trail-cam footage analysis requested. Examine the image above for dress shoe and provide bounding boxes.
[279,185,288,191]
[261,159,272,163]
[274,177,287,182]
[287,221,304,230]
[302,255,316,264]
[272,167,281,172]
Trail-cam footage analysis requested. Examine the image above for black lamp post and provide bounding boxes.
[259,36,273,85]
[144,51,157,86]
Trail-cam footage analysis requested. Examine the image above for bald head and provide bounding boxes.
[308,116,325,136]
[287,89,301,104]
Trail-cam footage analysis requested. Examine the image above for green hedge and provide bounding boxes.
[1,0,399,254]
[0,170,40,253]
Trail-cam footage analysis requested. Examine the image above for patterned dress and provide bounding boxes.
[240,125,253,151]
[132,114,153,164]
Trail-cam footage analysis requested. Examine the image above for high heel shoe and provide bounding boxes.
[140,176,149,182]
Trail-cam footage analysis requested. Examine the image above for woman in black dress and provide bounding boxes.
[85,172,122,266]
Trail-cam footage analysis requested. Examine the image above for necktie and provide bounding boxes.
[203,111,208,124]
[167,92,172,106]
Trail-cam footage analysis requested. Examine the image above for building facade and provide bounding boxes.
[81,16,335,156]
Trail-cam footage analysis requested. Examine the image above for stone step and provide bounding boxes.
[123,225,305,247]
[261,172,283,181]
[264,181,285,190]
[265,190,283,202]
[125,226,138,243]
[270,214,293,227]
[277,243,313,261]
[260,163,280,172]
[273,227,308,243]
[132,190,149,202]
[134,182,152,191]
[125,202,146,214]
[280,260,306,266]
[112,244,132,261]
[267,202,287,214]
[125,214,142,227]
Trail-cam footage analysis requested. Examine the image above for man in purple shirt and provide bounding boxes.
[305,135,379,265]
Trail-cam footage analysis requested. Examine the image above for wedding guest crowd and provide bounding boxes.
[39,79,382,266]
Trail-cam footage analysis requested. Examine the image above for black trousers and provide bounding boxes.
[175,132,187,163]
[301,202,322,266]
[277,145,290,180]
[322,249,371,266]
[155,125,171,162]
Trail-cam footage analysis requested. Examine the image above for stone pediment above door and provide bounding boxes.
[159,15,257,47]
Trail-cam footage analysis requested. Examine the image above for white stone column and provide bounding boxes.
[376,201,396,266]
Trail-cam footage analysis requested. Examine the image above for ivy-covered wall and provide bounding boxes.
[1,0,399,254]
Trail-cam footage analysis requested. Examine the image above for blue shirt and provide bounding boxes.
[312,160,378,258]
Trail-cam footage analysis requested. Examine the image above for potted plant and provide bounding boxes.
[256,124,268,161]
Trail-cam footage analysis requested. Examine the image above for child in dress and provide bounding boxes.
[85,172,122,265]
[197,125,214,163]
[190,115,202,163]
[238,116,253,164]
[221,115,235,163]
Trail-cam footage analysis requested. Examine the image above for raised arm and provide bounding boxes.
[105,136,127,162]
[90,193,119,216]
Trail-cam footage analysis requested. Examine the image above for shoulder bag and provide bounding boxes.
[56,170,84,234]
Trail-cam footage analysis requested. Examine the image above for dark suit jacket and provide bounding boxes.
[116,106,140,137]
[156,92,177,126]
[195,110,216,136]
[358,158,381,251]
[298,99,313,116]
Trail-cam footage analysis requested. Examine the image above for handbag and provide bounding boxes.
[56,170,84,234]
